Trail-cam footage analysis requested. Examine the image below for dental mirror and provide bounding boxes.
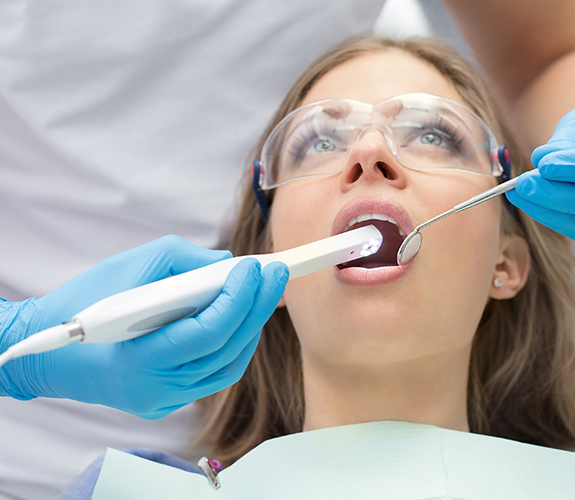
[396,177,518,266]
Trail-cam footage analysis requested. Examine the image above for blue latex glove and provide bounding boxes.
[0,236,288,418]
[506,109,575,239]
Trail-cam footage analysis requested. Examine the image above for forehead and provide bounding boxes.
[302,49,468,108]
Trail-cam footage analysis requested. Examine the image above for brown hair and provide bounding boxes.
[198,35,575,464]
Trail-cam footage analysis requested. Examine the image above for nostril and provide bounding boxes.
[376,161,393,180]
[349,164,362,183]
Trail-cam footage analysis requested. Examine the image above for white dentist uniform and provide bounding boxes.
[0,1,387,498]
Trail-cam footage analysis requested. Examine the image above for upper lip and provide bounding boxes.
[331,195,414,237]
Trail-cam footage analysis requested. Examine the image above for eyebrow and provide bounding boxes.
[321,106,352,120]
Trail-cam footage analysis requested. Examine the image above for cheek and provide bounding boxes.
[402,174,503,340]
[269,181,334,252]
[423,182,502,278]
[416,172,501,266]
[417,193,502,336]
[269,181,337,339]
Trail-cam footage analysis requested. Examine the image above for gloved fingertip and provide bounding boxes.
[556,108,575,128]
[531,145,547,168]
[260,262,289,292]
[248,258,263,273]
[186,246,232,265]
[236,258,263,283]
[504,188,519,205]
[214,249,233,259]
[536,149,575,180]
[271,261,290,282]
[532,142,575,171]
[514,171,538,197]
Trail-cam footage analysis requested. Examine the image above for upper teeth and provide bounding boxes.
[344,213,406,237]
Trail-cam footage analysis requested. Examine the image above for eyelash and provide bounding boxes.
[287,123,343,164]
[417,116,465,152]
[285,114,466,166]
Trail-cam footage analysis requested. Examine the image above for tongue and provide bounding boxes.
[339,219,404,269]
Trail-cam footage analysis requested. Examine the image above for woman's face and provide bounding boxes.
[269,50,504,371]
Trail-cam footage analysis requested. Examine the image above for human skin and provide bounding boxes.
[269,50,530,433]
[442,0,575,150]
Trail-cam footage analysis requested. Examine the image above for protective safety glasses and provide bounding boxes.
[252,93,511,222]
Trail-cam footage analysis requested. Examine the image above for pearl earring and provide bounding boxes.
[493,278,503,288]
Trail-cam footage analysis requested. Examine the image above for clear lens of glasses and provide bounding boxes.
[259,93,503,190]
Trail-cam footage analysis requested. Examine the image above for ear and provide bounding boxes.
[489,234,531,300]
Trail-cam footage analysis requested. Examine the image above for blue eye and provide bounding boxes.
[312,139,336,154]
[419,132,444,147]
[286,125,345,166]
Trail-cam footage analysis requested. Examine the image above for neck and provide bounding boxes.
[302,348,471,433]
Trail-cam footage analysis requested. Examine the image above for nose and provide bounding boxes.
[339,129,407,192]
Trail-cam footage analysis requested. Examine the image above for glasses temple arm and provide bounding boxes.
[252,161,270,223]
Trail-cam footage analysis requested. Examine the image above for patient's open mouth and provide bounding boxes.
[338,214,406,269]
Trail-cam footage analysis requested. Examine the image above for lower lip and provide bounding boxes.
[334,262,411,286]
